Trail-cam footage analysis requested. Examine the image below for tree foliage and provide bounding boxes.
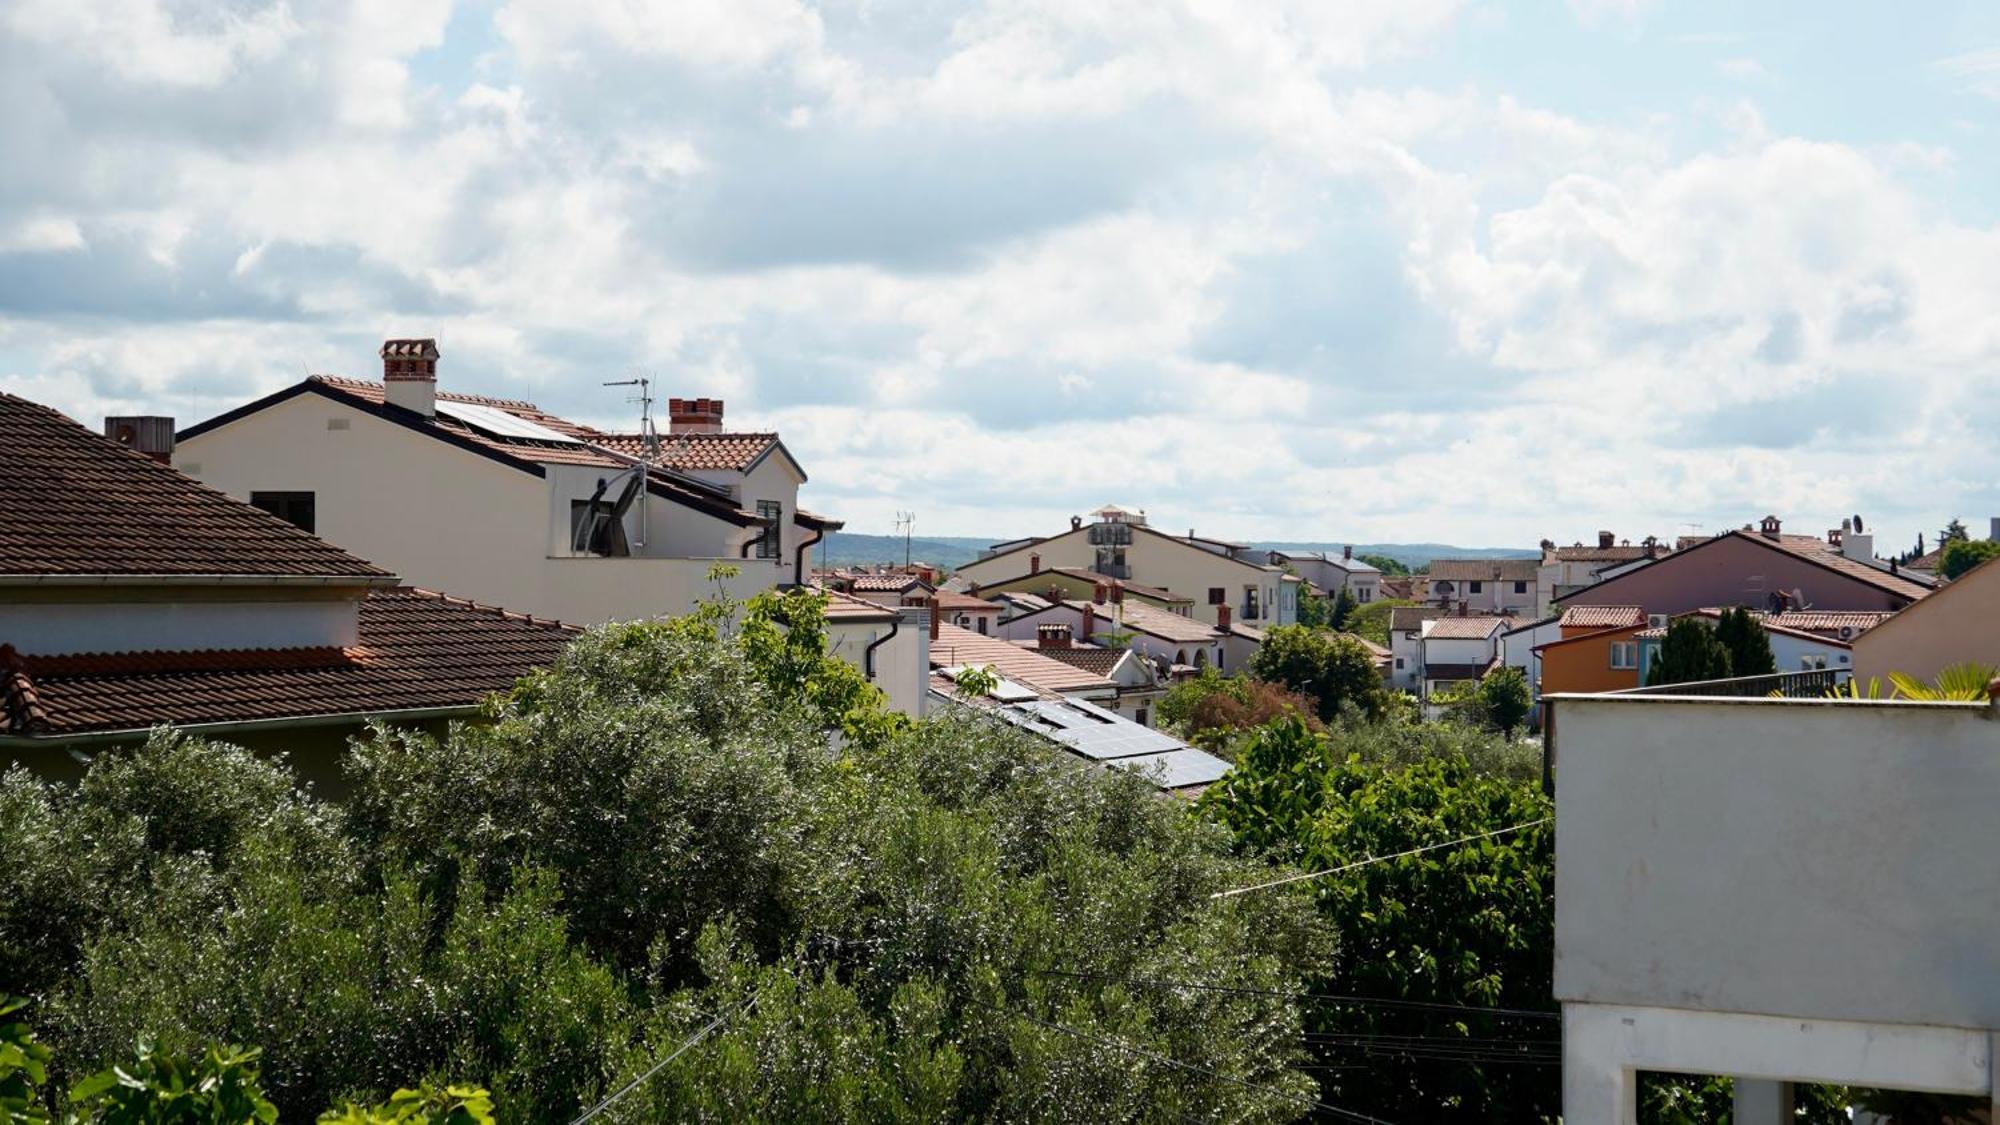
[1358,554,1409,576]
[1248,626,1385,721]
[1712,607,1776,678]
[1155,671,1322,752]
[1939,537,2000,580]
[1328,587,1357,631]
[1644,617,1733,686]
[1200,717,1556,1121]
[1341,598,1415,647]
[1476,666,1533,737]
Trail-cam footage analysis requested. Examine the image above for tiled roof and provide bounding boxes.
[935,591,1000,612]
[1545,545,1657,563]
[820,590,900,621]
[1559,606,1647,630]
[285,379,761,524]
[1071,600,1219,644]
[595,432,781,473]
[1389,606,1444,632]
[1028,646,1130,677]
[1753,533,1934,601]
[972,566,1190,604]
[929,623,1116,695]
[1427,558,1542,582]
[843,572,931,593]
[1765,610,1895,635]
[1423,616,1512,640]
[2,587,577,737]
[0,393,390,580]
[1227,622,1265,641]
[1340,633,1392,660]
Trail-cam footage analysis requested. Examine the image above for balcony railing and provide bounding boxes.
[1608,668,1848,699]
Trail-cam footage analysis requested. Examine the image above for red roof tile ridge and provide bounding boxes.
[1,645,52,734]
[17,645,359,678]
[310,374,546,413]
[396,586,585,633]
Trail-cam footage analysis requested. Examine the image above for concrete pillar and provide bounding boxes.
[1563,1011,1638,1125]
[1733,1078,1793,1125]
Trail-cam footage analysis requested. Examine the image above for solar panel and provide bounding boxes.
[435,400,580,445]
[1108,749,1231,789]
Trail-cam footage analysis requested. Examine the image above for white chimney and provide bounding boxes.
[1842,532,1874,564]
[381,338,439,416]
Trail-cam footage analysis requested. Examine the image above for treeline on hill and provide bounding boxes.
[4,594,1957,1123]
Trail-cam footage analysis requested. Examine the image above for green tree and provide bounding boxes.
[0,997,51,1125]
[67,1040,278,1124]
[1476,666,1534,737]
[1940,518,1969,545]
[1939,538,2000,580]
[1294,590,1332,629]
[1249,625,1386,720]
[1328,585,1357,631]
[1358,553,1409,576]
[1155,671,1321,752]
[1200,718,1557,1121]
[1713,607,1776,677]
[1644,617,1733,686]
[1341,598,1415,647]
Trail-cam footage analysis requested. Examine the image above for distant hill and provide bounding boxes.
[818,532,1535,573]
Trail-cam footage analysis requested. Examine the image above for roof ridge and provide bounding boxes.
[395,585,585,633]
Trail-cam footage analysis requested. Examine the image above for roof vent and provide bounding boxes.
[103,416,176,464]
[380,338,439,417]
[1759,515,1782,539]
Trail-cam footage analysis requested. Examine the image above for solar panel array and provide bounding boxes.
[990,696,1230,792]
[435,399,581,445]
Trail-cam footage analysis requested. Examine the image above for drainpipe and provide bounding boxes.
[794,524,825,587]
[863,615,900,681]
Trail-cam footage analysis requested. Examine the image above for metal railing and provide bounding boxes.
[1608,668,1848,699]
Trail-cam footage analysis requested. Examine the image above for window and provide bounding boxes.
[1609,642,1637,670]
[1395,658,1405,670]
[1357,586,1371,603]
[570,500,630,557]
[250,491,315,534]
[1469,580,1484,594]
[1208,587,1225,605]
[1135,707,1149,727]
[1802,654,1828,671]
[756,500,782,558]
[1242,585,1260,619]
[976,617,989,635]
[1513,581,1528,594]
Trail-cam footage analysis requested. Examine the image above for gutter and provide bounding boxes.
[0,704,483,750]
[0,573,401,588]
[794,523,826,586]
[862,615,901,681]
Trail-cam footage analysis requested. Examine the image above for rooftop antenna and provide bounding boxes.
[602,375,659,459]
[895,511,916,568]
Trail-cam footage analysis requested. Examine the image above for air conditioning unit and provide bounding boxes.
[1838,626,1854,640]
[1647,614,1667,630]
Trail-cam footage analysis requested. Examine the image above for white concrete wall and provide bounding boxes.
[0,597,359,655]
[824,606,928,717]
[1553,694,2000,1028]
[535,557,789,624]
[1766,630,1853,673]
[958,525,1296,628]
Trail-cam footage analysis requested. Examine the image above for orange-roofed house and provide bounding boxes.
[1534,606,1649,696]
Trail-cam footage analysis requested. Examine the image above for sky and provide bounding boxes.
[2,0,1998,550]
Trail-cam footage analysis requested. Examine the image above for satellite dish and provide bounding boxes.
[1852,514,1864,533]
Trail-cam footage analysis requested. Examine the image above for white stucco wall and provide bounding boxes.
[1553,694,2000,1029]
[824,606,929,717]
[958,525,1296,628]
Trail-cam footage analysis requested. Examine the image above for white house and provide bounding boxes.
[175,340,841,627]
[993,589,1228,673]
[956,505,1301,629]
[1417,616,1511,700]
[1499,615,1561,695]
[1266,547,1382,606]
[1425,559,1543,617]
[1634,609,1855,683]
[1537,533,1667,608]
[821,592,929,718]
[1388,606,1444,694]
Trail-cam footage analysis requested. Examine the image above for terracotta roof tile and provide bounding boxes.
[0,393,390,580]
[821,589,901,621]
[1027,646,1129,677]
[2,587,577,737]
[596,432,780,473]
[1764,610,1894,635]
[1426,558,1542,582]
[929,623,1116,695]
[934,591,1000,612]
[1559,605,1647,630]
[1757,532,1933,600]
[1389,607,1445,632]
[1423,616,1513,639]
[1070,600,1219,644]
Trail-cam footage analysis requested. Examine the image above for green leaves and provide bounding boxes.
[318,1084,496,1125]
[1248,626,1386,721]
[0,997,52,1125]
[65,1040,278,1124]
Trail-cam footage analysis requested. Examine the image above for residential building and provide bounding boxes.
[1222,621,1265,675]
[994,588,1228,672]
[1021,623,1167,726]
[1763,611,1895,644]
[1418,615,1513,700]
[1539,532,1666,606]
[0,393,578,791]
[968,564,1196,617]
[1534,606,1650,696]
[934,591,1004,636]
[1424,558,1543,616]
[1634,609,1854,681]
[1388,606,1444,693]
[956,505,1301,629]
[1556,517,1931,618]
[1551,689,2000,1123]
[1499,614,1561,695]
[820,592,930,718]
[928,623,1228,796]
[820,569,937,609]
[173,339,841,626]
[1852,555,2000,684]
[1266,547,1381,605]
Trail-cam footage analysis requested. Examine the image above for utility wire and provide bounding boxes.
[968,998,1398,1125]
[1208,817,1553,900]
[568,995,757,1125]
[1025,967,1561,1022]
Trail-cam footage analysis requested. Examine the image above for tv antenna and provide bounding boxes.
[603,375,659,459]
[895,511,916,568]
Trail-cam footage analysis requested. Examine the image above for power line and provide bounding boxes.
[568,995,756,1125]
[1025,968,1561,1022]
[1208,817,1553,900]
[968,997,1398,1125]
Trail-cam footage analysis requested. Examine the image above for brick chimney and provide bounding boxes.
[1037,623,1072,649]
[1079,606,1095,642]
[1343,544,1353,561]
[1216,604,1231,632]
[1598,530,1615,549]
[1759,514,1782,539]
[929,597,940,641]
[103,416,175,464]
[668,397,725,434]
[1111,582,1125,605]
[1030,553,1041,575]
[1093,582,1109,605]
[381,339,439,416]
